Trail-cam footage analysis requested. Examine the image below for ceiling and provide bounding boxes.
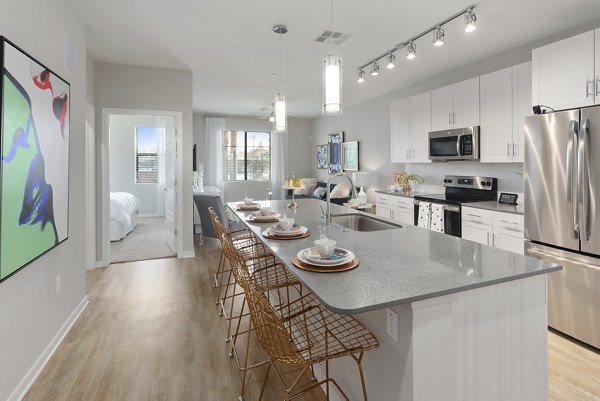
[69,0,600,118]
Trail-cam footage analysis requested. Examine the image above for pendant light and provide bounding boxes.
[323,0,342,115]
[273,25,287,133]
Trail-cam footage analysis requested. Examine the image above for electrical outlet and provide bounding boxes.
[55,275,61,293]
[386,308,398,342]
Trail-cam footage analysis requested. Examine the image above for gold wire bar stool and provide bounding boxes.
[219,220,306,401]
[228,238,381,401]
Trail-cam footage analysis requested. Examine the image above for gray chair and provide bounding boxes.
[193,193,242,239]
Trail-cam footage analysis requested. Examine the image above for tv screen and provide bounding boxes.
[0,37,70,282]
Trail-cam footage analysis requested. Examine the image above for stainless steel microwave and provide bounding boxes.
[428,126,480,161]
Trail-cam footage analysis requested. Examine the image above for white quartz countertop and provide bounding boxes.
[229,199,559,314]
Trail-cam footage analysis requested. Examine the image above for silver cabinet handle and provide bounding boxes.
[579,118,591,241]
[512,141,516,157]
[500,219,518,224]
[492,233,496,247]
[586,78,593,98]
[506,141,510,157]
[566,120,579,239]
[486,232,490,245]
[467,213,481,218]
[449,112,452,125]
[596,76,600,96]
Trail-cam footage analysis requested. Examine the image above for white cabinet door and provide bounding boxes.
[453,77,480,128]
[376,203,392,220]
[408,91,432,163]
[480,67,513,163]
[390,98,410,163]
[493,227,524,255]
[532,30,595,110]
[596,29,600,105]
[512,62,532,162]
[462,221,492,246]
[431,85,453,131]
[392,208,414,226]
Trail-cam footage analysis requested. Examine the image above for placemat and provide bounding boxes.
[291,255,359,273]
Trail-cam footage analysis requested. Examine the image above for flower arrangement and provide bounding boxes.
[394,172,424,193]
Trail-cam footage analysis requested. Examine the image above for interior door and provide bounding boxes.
[164,124,176,253]
[524,110,580,251]
[580,106,600,255]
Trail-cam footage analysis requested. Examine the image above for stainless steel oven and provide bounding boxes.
[413,201,462,237]
[429,126,479,161]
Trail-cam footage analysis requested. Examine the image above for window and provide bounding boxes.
[135,127,160,183]
[223,130,271,181]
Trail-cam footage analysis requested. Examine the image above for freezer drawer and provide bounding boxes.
[526,242,600,349]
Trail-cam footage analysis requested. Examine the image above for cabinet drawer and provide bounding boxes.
[462,207,494,226]
[493,212,524,232]
[376,194,393,205]
[393,197,415,211]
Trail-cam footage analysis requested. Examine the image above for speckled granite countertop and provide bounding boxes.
[464,201,524,216]
[229,199,559,314]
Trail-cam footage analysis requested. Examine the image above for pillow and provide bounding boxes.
[300,182,318,196]
[329,183,351,199]
[293,178,318,195]
[312,187,327,200]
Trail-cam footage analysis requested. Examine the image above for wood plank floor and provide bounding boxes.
[24,238,600,401]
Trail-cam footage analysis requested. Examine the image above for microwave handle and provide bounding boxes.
[456,134,462,156]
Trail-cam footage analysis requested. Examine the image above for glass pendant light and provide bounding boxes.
[273,25,287,132]
[323,0,342,115]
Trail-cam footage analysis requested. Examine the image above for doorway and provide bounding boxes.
[100,109,183,265]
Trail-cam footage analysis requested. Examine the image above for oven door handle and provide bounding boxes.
[456,134,462,156]
[443,205,460,213]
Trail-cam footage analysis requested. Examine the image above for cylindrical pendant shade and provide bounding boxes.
[323,52,342,115]
[274,93,287,133]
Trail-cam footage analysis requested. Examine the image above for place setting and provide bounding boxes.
[262,216,310,240]
[292,235,359,273]
[235,194,261,211]
[246,206,281,223]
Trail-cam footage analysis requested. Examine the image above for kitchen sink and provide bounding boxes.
[331,213,402,232]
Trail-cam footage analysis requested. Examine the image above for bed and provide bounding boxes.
[110,192,141,241]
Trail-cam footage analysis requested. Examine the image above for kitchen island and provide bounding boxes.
[229,199,561,401]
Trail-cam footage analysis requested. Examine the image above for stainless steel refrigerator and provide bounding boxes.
[524,106,600,349]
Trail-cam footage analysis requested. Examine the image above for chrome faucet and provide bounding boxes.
[324,172,358,225]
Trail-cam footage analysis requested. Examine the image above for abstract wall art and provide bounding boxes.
[342,141,359,171]
[317,144,328,169]
[327,131,343,174]
[0,38,70,282]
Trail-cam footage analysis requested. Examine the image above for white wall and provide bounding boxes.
[94,62,194,259]
[311,18,600,202]
[0,3,88,400]
[193,113,313,202]
[109,115,164,216]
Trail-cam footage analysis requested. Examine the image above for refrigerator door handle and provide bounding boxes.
[579,118,591,241]
[566,120,579,240]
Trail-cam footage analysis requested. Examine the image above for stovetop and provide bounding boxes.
[413,175,498,206]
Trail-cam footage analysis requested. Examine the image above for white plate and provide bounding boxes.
[268,224,305,235]
[237,203,261,210]
[303,247,350,265]
[249,213,281,221]
[297,248,354,267]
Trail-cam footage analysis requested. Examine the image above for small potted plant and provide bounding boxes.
[394,172,424,194]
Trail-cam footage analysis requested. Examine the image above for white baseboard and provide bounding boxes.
[7,296,89,401]
[178,250,196,259]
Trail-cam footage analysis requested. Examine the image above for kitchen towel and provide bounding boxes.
[430,203,445,233]
[417,202,431,229]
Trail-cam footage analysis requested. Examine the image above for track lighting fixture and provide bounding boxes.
[371,62,380,76]
[386,53,396,69]
[464,8,477,32]
[357,69,365,83]
[406,42,416,60]
[355,5,477,84]
[433,27,445,47]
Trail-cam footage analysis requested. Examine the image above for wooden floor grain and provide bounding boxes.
[23,239,600,401]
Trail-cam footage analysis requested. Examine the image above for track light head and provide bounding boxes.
[464,9,477,32]
[357,69,365,83]
[433,27,445,47]
[371,62,380,76]
[406,42,416,60]
[386,53,396,69]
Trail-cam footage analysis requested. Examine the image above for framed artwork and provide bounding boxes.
[342,141,359,171]
[317,144,328,169]
[327,131,343,174]
[0,37,70,283]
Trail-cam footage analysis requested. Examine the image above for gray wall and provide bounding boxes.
[311,18,600,202]
[94,62,194,258]
[193,113,313,201]
[109,115,164,216]
[0,3,88,400]
[86,53,95,105]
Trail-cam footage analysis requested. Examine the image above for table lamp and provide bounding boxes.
[352,172,370,204]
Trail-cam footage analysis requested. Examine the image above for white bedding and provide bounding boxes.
[110,192,141,241]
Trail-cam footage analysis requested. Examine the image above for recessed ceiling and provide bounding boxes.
[69,0,600,118]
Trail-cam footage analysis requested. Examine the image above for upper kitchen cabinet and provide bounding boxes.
[431,77,480,131]
[532,30,596,110]
[390,97,409,163]
[407,92,432,163]
[480,62,532,163]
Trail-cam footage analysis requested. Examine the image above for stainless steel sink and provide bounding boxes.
[331,213,402,232]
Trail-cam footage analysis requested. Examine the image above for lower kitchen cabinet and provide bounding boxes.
[462,207,524,255]
[376,193,415,226]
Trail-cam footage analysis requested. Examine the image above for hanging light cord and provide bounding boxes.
[279,31,283,92]
[331,0,334,29]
